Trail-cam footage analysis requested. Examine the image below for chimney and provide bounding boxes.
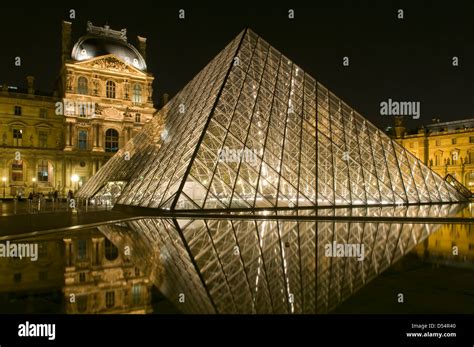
[394,115,406,139]
[137,36,147,61]
[62,21,72,64]
[27,76,35,95]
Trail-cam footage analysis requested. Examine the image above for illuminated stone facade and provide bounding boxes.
[394,118,474,193]
[0,21,156,197]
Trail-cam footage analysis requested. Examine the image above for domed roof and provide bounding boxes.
[71,22,147,71]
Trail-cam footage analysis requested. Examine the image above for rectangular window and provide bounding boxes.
[79,272,86,283]
[77,77,88,95]
[77,239,87,260]
[78,130,88,150]
[13,129,23,146]
[106,291,115,308]
[135,113,141,123]
[39,131,47,148]
[470,136,474,144]
[132,284,141,305]
[39,108,47,118]
[452,138,457,145]
[132,84,142,104]
[14,106,22,115]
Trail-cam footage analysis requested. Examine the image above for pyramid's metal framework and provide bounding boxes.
[78,29,468,209]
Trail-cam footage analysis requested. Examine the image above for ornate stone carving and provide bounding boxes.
[123,107,132,118]
[92,78,100,96]
[103,107,121,118]
[90,57,136,73]
[94,103,103,116]
[66,71,73,91]
[124,80,130,99]
[87,21,127,42]
[147,82,153,102]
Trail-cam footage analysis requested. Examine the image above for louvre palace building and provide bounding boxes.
[0,21,157,197]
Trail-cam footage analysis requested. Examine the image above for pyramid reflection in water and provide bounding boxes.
[78,29,467,209]
[98,205,461,313]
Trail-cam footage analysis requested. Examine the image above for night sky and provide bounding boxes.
[1,2,473,131]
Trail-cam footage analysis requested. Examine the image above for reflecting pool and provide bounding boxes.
[0,204,472,314]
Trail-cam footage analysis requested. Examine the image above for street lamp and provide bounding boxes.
[32,177,36,193]
[2,177,6,199]
[71,174,79,193]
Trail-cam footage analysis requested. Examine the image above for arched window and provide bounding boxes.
[37,160,49,182]
[106,81,116,99]
[104,239,118,261]
[77,77,88,95]
[105,129,119,152]
[132,84,142,104]
[135,113,141,123]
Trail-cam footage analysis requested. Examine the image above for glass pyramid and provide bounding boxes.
[78,29,468,209]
